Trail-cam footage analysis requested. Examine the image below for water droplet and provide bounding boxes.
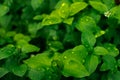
[86,18,89,21]
[49,21,52,24]
[48,43,51,46]
[100,31,105,34]
[62,3,65,7]
[95,35,98,38]
[72,52,74,54]
[82,60,85,63]
[64,56,67,59]
[49,76,52,79]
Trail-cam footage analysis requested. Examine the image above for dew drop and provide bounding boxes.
[62,3,65,7]
[64,56,67,59]
[72,52,74,54]
[100,31,105,35]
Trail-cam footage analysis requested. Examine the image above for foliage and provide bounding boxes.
[0,0,120,80]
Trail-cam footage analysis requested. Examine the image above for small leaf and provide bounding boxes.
[109,6,120,20]
[85,55,99,74]
[22,44,40,54]
[62,60,89,78]
[14,33,31,42]
[94,46,108,55]
[70,2,88,16]
[81,31,96,50]
[28,68,45,80]
[0,4,9,17]
[58,2,69,18]
[12,64,27,77]
[0,44,16,60]
[31,0,43,10]
[103,43,119,57]
[72,0,84,2]
[102,0,115,9]
[63,17,74,25]
[33,14,47,20]
[61,45,89,78]
[108,71,120,80]
[75,16,97,33]
[0,67,9,78]
[42,15,62,26]
[24,52,52,69]
[48,41,64,51]
[100,55,116,71]
[89,1,108,13]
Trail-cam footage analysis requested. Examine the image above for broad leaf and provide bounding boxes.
[81,31,96,50]
[0,4,9,17]
[63,17,74,25]
[28,68,45,80]
[24,52,52,69]
[108,71,120,80]
[0,45,16,60]
[12,64,27,77]
[85,55,99,74]
[0,67,8,78]
[103,43,119,57]
[89,1,108,13]
[42,15,62,26]
[70,2,88,16]
[109,6,120,20]
[31,0,43,10]
[58,2,69,18]
[61,45,89,78]
[100,55,117,71]
[14,33,31,42]
[62,60,89,78]
[75,16,97,33]
[21,44,40,54]
[94,46,108,55]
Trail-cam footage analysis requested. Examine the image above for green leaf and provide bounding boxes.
[89,1,108,13]
[31,0,43,10]
[12,64,27,77]
[102,0,115,9]
[0,44,16,60]
[72,0,84,2]
[22,44,40,54]
[62,60,89,78]
[58,2,69,18]
[61,45,89,78]
[42,15,62,26]
[24,52,52,69]
[14,33,31,42]
[28,68,45,80]
[109,6,120,20]
[81,31,96,50]
[103,43,119,57]
[108,71,120,80]
[93,46,108,55]
[100,55,117,71]
[63,17,74,25]
[75,16,97,33]
[33,14,47,20]
[0,4,9,17]
[72,45,88,63]
[48,41,64,51]
[85,55,99,74]
[70,2,88,16]
[62,45,88,63]
[0,67,9,78]
[28,23,43,37]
